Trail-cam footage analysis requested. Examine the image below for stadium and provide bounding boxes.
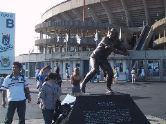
[16,0,166,81]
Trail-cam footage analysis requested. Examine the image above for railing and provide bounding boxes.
[35,20,116,32]
[45,51,92,60]
[153,37,166,46]
[16,50,166,64]
[134,25,150,50]
[152,17,166,30]
[35,37,97,47]
[141,17,166,49]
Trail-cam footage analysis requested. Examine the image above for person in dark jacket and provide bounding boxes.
[55,67,62,87]
[80,28,129,93]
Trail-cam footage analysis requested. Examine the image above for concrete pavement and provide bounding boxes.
[1,79,166,124]
[11,116,166,124]
[12,119,44,124]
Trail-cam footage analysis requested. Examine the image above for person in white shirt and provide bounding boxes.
[1,62,31,124]
[131,68,136,83]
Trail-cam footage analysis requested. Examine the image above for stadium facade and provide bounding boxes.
[16,0,166,81]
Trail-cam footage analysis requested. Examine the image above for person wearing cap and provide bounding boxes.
[80,28,129,93]
[1,62,31,124]
[37,65,52,90]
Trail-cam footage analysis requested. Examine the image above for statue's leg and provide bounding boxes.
[81,58,98,93]
[100,60,113,91]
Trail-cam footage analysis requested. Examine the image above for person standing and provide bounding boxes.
[1,62,31,124]
[140,67,145,81]
[35,67,40,80]
[38,73,61,124]
[131,68,136,83]
[70,68,81,96]
[37,65,52,104]
[55,67,62,87]
[125,67,129,82]
[0,74,7,88]
[65,66,70,81]
[113,67,118,84]
[80,28,129,93]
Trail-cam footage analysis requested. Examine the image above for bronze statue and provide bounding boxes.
[80,28,129,93]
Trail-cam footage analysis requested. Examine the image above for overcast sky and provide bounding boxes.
[0,0,64,56]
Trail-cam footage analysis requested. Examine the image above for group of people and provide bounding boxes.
[36,65,62,89]
[0,62,63,124]
[35,65,81,95]
[35,65,82,124]
[114,67,145,84]
[0,60,82,124]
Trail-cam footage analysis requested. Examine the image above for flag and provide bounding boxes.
[94,30,98,41]
[107,30,110,37]
[119,27,122,40]
[64,33,69,42]
[76,34,81,44]
[164,30,165,37]
[57,35,60,42]
[142,20,145,27]
[29,47,34,53]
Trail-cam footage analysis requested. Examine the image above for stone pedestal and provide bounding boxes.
[66,93,150,124]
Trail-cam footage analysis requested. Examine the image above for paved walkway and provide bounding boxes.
[12,119,44,124]
[1,79,166,124]
[11,116,166,124]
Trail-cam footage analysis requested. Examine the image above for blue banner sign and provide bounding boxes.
[0,12,15,72]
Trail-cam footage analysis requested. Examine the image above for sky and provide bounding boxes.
[0,0,65,56]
